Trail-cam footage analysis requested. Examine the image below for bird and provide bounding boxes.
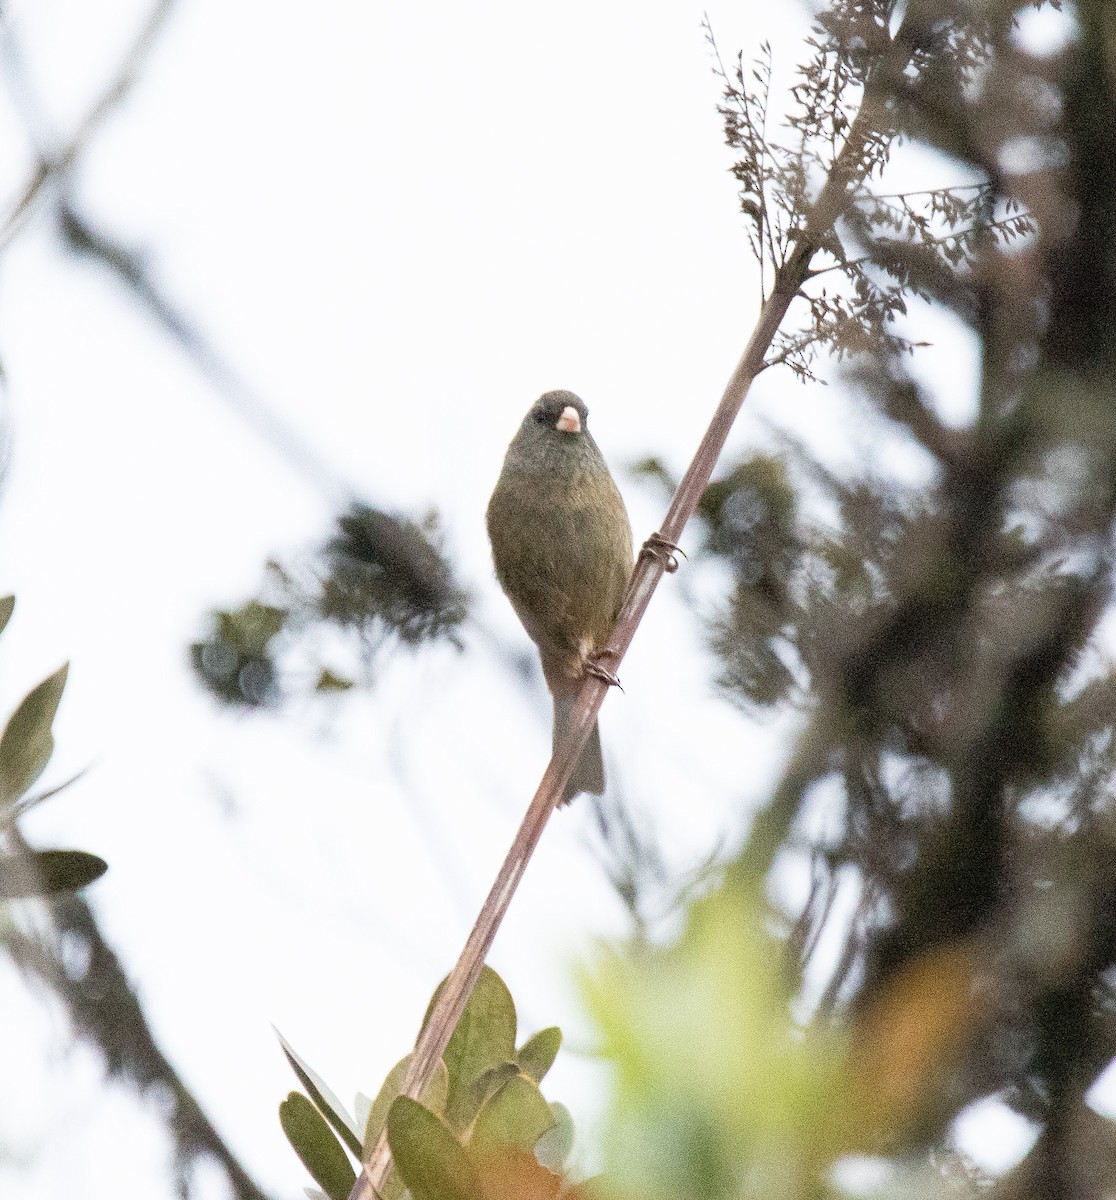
[487,390,633,803]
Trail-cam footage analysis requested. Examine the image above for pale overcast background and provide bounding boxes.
[0,1,1088,1197]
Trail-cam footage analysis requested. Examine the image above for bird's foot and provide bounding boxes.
[640,531,686,573]
[585,649,623,691]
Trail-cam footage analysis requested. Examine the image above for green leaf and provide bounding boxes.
[533,1102,575,1173]
[363,1054,450,1157]
[0,848,107,898]
[387,1096,483,1200]
[468,1074,556,1156]
[355,1088,404,1197]
[0,663,68,807]
[218,601,288,655]
[275,1029,363,1158]
[0,596,14,639]
[428,966,517,1130]
[516,1027,562,1083]
[469,1061,519,1115]
[315,668,354,693]
[363,1055,449,1198]
[279,1092,357,1200]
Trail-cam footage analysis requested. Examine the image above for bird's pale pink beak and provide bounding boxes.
[556,406,581,433]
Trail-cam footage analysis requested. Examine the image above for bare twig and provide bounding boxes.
[2,0,359,505]
[0,0,177,252]
[58,203,358,506]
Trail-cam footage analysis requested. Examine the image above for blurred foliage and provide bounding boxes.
[0,581,277,1200]
[0,847,106,899]
[585,862,1013,1200]
[635,452,802,710]
[191,601,285,708]
[0,591,270,1193]
[585,866,845,1200]
[702,455,801,710]
[321,507,466,644]
[192,504,467,710]
[0,595,106,899]
[278,966,588,1200]
[589,2,1116,1198]
[8,884,272,1200]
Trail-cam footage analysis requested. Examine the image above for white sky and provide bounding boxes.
[0,1,1078,1197]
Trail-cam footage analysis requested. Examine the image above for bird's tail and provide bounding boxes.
[552,692,605,804]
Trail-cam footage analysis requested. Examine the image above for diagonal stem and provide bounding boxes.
[0,0,178,252]
[351,26,914,1197]
[349,259,811,1200]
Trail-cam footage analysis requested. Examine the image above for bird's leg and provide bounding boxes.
[585,647,622,690]
[640,531,686,573]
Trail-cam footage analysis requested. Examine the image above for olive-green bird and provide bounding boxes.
[487,390,633,803]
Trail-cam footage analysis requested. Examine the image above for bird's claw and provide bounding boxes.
[641,531,686,573]
[586,651,623,691]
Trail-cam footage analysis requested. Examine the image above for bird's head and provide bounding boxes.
[529,390,590,436]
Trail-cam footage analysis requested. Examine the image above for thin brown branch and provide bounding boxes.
[350,22,924,1200]
[350,243,815,1200]
[0,0,176,252]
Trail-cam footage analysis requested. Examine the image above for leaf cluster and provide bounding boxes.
[279,966,587,1200]
[191,504,468,711]
[641,0,1116,1192]
[0,596,105,899]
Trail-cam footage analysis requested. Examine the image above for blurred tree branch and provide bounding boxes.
[7,892,274,1200]
[0,9,285,1197]
[671,1,1116,1194]
[0,0,177,252]
[56,202,359,506]
[2,0,360,505]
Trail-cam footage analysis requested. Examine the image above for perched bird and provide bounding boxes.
[487,390,633,803]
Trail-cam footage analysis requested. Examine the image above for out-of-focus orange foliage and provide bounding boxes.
[844,941,983,1150]
[471,1149,580,1200]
